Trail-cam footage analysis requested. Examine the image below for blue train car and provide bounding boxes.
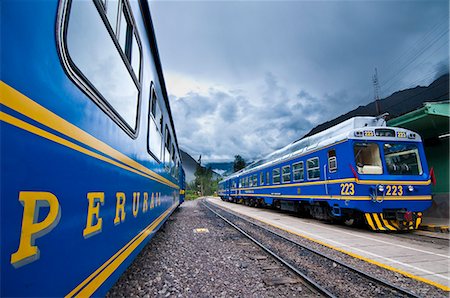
[219,117,433,231]
[1,0,185,296]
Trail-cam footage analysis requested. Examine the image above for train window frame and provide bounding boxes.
[164,125,172,168]
[57,0,143,138]
[282,165,291,183]
[272,168,281,184]
[307,157,320,180]
[383,143,423,175]
[328,149,337,173]
[292,161,304,182]
[354,142,383,175]
[147,85,163,163]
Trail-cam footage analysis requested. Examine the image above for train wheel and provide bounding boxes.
[344,219,355,226]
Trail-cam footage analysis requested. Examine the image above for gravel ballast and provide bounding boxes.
[107,199,317,297]
[208,198,448,298]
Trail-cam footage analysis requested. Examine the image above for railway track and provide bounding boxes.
[202,199,421,298]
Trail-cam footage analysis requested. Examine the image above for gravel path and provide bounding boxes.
[107,199,318,297]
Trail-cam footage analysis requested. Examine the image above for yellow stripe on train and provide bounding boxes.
[364,213,422,231]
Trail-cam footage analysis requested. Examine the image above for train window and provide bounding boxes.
[63,0,141,135]
[273,168,280,184]
[328,150,337,173]
[148,87,163,161]
[307,157,320,180]
[292,162,304,181]
[260,172,264,185]
[249,176,253,187]
[282,166,291,183]
[266,172,270,185]
[118,6,130,54]
[105,0,119,32]
[164,126,171,165]
[384,143,422,175]
[131,33,141,78]
[354,143,382,174]
[253,174,258,187]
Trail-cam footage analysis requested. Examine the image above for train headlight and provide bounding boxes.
[378,185,384,192]
[408,185,414,192]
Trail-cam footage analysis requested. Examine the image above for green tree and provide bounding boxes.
[233,155,246,172]
[194,164,216,196]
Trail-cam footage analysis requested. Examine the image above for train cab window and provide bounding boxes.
[384,143,422,175]
[354,143,382,174]
[292,162,304,181]
[63,0,141,135]
[307,157,320,180]
[328,150,337,173]
[260,172,264,185]
[282,166,291,183]
[148,88,163,161]
[266,172,270,185]
[273,168,281,184]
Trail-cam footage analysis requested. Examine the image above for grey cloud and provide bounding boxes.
[153,0,448,162]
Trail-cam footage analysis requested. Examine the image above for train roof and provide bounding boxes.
[140,0,182,162]
[224,116,422,180]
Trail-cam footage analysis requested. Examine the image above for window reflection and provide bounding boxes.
[66,0,139,130]
[131,33,140,78]
[105,0,119,32]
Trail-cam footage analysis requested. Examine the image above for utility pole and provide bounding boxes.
[373,68,381,115]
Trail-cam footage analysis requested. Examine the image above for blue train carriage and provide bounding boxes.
[219,116,433,231]
[1,0,185,296]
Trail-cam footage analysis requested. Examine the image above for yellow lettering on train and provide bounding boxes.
[132,192,140,217]
[114,192,126,225]
[340,183,355,196]
[10,192,61,268]
[386,185,403,196]
[83,192,104,238]
[150,192,155,209]
[157,192,161,206]
[142,192,149,213]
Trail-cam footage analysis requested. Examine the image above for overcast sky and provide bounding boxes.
[150,0,449,163]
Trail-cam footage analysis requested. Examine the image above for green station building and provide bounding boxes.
[388,101,449,220]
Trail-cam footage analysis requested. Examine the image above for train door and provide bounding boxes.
[327,149,339,191]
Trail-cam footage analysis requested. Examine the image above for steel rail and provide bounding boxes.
[205,200,421,298]
[202,200,335,298]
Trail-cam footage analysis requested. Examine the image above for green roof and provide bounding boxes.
[388,101,449,139]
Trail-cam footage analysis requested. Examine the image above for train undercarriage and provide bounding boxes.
[220,196,422,231]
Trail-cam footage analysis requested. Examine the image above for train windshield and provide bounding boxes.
[353,143,383,174]
[383,143,423,175]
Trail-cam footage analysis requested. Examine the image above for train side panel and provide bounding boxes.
[1,0,182,296]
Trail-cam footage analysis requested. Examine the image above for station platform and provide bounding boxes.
[207,197,450,292]
[420,217,450,233]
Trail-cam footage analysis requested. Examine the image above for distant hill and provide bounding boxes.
[180,149,199,183]
[204,162,234,176]
[180,149,221,183]
[302,74,449,139]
